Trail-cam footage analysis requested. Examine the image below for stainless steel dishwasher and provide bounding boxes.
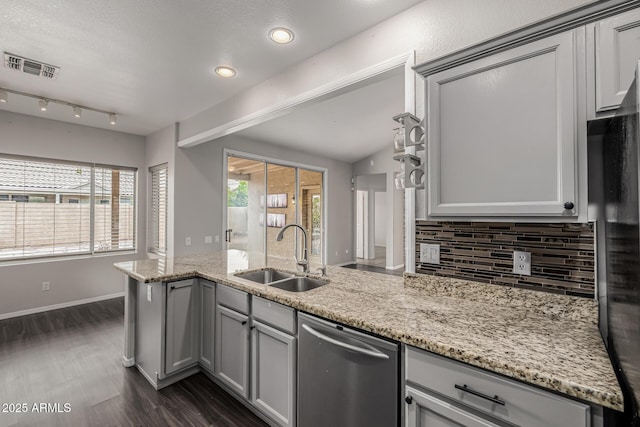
[298,313,399,427]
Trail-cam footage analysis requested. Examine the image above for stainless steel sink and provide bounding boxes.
[269,276,329,292]
[234,269,295,284]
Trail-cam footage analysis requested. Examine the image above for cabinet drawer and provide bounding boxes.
[252,296,295,334]
[217,283,249,314]
[405,346,590,427]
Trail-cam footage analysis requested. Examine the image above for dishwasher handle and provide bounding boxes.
[302,324,389,360]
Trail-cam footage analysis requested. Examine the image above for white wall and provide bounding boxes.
[354,146,403,269]
[0,110,146,317]
[178,0,594,218]
[173,134,354,265]
[145,123,176,258]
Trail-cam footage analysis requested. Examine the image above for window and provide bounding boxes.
[149,163,168,254]
[0,156,137,261]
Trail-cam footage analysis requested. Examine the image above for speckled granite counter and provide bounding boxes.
[114,250,623,411]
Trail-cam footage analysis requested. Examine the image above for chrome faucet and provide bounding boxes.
[276,223,309,273]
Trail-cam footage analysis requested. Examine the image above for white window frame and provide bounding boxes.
[0,154,137,263]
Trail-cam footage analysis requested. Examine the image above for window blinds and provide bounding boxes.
[149,164,168,254]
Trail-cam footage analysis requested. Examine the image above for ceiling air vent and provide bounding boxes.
[3,52,60,79]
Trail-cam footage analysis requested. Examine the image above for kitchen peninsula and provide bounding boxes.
[115,250,622,426]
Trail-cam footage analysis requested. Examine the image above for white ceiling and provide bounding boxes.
[0,0,422,135]
[238,70,404,163]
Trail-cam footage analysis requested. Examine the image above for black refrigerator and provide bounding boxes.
[601,62,640,425]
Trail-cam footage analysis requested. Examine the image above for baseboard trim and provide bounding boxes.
[386,264,405,270]
[0,292,125,320]
[333,260,356,267]
[122,356,136,368]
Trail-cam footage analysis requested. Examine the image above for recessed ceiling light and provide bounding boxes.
[109,113,117,125]
[215,66,236,78]
[269,27,294,44]
[73,106,82,118]
[0,90,7,103]
[39,99,48,111]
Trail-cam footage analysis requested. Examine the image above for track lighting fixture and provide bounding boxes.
[0,86,118,126]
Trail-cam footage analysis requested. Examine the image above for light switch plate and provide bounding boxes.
[146,284,152,302]
[420,243,440,265]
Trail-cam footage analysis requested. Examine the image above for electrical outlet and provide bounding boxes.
[513,251,531,276]
[420,243,440,265]
[185,237,192,246]
[42,281,50,291]
[214,235,220,243]
[204,235,213,244]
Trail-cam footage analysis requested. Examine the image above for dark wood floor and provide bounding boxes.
[0,298,267,427]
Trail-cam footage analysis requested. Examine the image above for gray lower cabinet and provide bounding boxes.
[165,278,199,376]
[405,346,590,427]
[251,320,296,427]
[406,386,500,427]
[199,280,215,372]
[215,304,250,398]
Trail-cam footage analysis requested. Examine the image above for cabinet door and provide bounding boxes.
[595,8,640,113]
[199,280,215,372]
[251,320,296,427]
[406,386,500,427]
[427,30,577,217]
[215,304,250,398]
[165,279,198,375]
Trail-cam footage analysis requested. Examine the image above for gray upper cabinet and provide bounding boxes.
[215,301,250,398]
[593,8,640,115]
[251,320,296,427]
[165,278,199,376]
[427,29,579,217]
[199,280,215,372]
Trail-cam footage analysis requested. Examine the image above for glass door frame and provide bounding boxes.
[223,148,328,264]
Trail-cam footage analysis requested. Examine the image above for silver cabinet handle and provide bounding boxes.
[302,324,389,360]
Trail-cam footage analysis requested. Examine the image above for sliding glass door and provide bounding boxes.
[226,156,265,252]
[226,153,324,264]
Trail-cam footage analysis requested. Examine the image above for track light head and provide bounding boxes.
[0,90,7,103]
[39,99,48,111]
[73,106,82,118]
[109,113,117,125]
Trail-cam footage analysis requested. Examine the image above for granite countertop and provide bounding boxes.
[114,250,623,411]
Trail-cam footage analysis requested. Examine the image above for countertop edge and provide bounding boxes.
[114,265,623,411]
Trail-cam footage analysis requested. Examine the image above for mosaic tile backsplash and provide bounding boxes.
[415,222,595,298]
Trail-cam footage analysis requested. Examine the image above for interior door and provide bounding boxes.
[356,190,368,259]
[226,156,265,252]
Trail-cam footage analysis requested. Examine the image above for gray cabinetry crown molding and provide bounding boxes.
[414,0,640,77]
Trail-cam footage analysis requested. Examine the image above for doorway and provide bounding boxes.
[355,173,387,269]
